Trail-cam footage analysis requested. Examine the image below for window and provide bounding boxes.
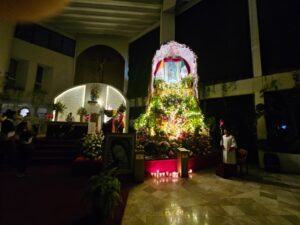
[49,32,63,51]
[14,24,76,57]
[15,25,34,42]
[61,37,75,57]
[33,26,49,48]
[5,59,18,89]
[34,66,44,91]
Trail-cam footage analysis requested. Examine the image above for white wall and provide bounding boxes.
[75,35,129,94]
[11,38,75,103]
[0,22,15,93]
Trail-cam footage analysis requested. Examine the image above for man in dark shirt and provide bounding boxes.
[0,109,17,168]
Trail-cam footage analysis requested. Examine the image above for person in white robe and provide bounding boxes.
[220,128,237,164]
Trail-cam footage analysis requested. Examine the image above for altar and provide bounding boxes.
[46,121,88,139]
[52,83,128,133]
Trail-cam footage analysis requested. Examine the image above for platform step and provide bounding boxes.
[31,138,82,164]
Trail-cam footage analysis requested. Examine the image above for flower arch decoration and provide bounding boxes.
[150,41,199,99]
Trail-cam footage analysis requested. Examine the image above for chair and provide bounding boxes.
[237,148,248,176]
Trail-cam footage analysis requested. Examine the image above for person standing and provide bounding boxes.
[221,128,237,164]
[219,128,237,177]
[15,121,33,178]
[112,105,126,133]
[1,109,17,168]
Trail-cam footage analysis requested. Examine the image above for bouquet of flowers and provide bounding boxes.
[82,131,105,159]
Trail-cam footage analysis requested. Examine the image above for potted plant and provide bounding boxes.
[77,107,87,122]
[85,168,122,219]
[51,101,66,121]
[81,131,105,160]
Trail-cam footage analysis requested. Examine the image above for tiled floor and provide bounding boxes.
[122,167,300,225]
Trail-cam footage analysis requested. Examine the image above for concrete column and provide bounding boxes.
[24,61,38,96]
[160,0,176,44]
[248,0,262,77]
[254,92,267,140]
[0,22,16,94]
[248,0,266,141]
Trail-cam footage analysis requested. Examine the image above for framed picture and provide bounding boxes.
[104,133,135,174]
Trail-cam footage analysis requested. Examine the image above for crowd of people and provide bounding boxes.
[0,109,34,178]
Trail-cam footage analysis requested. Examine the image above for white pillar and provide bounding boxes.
[248,0,266,140]
[0,22,16,94]
[248,0,262,77]
[160,0,176,44]
[254,92,267,140]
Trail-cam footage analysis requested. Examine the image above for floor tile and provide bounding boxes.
[122,167,300,225]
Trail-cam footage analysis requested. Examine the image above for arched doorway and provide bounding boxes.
[74,45,125,92]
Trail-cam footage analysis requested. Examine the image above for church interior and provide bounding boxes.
[0,1,300,225]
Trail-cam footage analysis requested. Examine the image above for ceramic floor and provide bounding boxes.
[122,167,300,225]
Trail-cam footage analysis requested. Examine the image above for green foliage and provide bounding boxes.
[85,168,122,218]
[52,101,67,113]
[181,74,193,88]
[135,77,213,157]
[77,107,87,116]
[82,132,105,159]
[153,79,166,89]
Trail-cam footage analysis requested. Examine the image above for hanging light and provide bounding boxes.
[0,0,70,22]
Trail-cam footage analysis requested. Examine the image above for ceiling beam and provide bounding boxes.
[75,31,133,37]
[47,22,144,32]
[46,14,154,25]
[74,0,163,5]
[63,6,160,19]
[57,26,138,34]
[47,20,146,29]
[70,0,161,12]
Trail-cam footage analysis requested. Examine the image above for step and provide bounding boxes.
[33,150,78,157]
[31,156,76,164]
[34,138,81,145]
